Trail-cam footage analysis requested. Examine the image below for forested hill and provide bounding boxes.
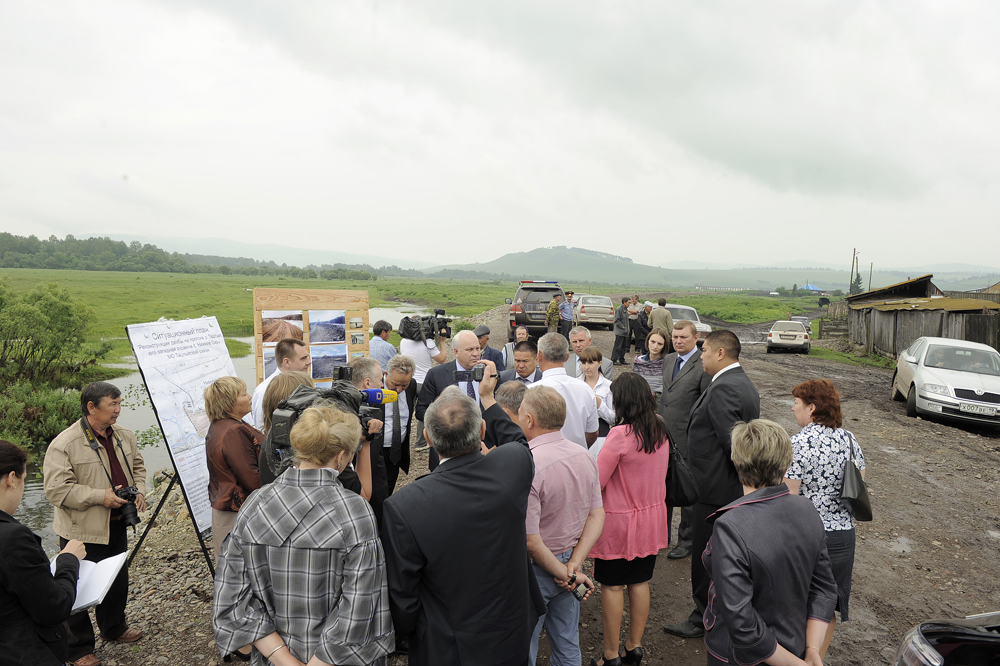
[0,233,379,279]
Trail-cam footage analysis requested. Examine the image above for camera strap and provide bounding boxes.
[79,417,137,490]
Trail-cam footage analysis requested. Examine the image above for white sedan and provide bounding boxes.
[891,336,1000,427]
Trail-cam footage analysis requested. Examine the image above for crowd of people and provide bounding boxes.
[5,304,868,666]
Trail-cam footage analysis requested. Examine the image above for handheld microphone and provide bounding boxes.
[359,388,398,405]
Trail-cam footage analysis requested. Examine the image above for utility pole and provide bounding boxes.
[868,262,873,291]
[849,248,856,294]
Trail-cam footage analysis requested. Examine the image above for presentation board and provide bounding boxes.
[253,288,370,385]
[126,316,234,535]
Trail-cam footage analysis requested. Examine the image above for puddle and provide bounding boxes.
[888,535,914,554]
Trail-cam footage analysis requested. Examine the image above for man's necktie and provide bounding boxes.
[389,399,402,465]
[519,375,528,383]
[467,379,476,399]
[672,356,683,379]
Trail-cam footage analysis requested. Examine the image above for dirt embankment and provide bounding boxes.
[95,305,1000,666]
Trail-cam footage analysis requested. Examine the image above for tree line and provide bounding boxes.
[0,233,380,281]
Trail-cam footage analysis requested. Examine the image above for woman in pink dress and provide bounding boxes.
[590,373,671,666]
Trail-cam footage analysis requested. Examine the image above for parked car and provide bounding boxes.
[572,294,614,330]
[504,280,565,341]
[890,336,1000,427]
[766,321,811,353]
[662,303,713,343]
[893,610,1000,666]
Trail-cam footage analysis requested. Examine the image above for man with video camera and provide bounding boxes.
[44,382,147,666]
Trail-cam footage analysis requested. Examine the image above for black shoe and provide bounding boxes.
[622,646,644,666]
[591,657,623,666]
[663,620,705,638]
[667,544,692,560]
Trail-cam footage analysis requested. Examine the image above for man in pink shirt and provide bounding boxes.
[520,386,605,666]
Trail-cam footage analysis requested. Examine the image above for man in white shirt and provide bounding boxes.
[399,330,447,451]
[536,333,599,449]
[248,338,310,430]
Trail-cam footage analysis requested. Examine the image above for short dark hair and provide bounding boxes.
[81,382,121,417]
[579,346,602,363]
[373,320,392,336]
[621,297,629,305]
[275,338,306,365]
[514,340,538,355]
[792,379,843,429]
[0,440,28,479]
[705,330,741,360]
[658,297,666,306]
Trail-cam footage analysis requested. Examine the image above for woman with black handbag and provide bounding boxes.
[783,379,867,657]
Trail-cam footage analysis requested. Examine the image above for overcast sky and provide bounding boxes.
[2,1,998,270]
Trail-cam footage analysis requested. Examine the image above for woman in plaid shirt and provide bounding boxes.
[213,405,394,666]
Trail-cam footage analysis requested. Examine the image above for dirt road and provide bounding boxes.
[566,311,1000,666]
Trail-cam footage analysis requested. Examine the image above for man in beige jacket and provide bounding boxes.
[44,381,147,666]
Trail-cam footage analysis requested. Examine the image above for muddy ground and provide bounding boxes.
[95,305,1000,666]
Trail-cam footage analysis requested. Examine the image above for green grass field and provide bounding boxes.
[1,268,837,364]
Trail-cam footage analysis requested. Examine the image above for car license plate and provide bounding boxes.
[780,334,797,340]
[960,402,997,416]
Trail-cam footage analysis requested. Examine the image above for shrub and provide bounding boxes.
[0,381,80,453]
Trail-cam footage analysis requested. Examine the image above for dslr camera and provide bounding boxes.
[115,485,141,527]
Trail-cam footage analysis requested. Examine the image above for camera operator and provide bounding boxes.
[399,321,447,454]
[347,357,389,526]
[43,382,147,666]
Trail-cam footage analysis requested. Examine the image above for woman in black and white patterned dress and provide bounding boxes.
[783,379,865,658]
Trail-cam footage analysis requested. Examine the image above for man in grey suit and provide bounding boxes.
[657,320,710,561]
[499,340,543,385]
[663,330,760,640]
[564,326,613,379]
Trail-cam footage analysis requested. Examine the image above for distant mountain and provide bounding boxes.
[83,233,436,270]
[426,247,997,291]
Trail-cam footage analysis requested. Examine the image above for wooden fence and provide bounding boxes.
[849,308,1000,358]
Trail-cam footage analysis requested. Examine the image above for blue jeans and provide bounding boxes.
[529,550,581,666]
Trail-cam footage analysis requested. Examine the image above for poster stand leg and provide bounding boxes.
[126,470,216,578]
[128,472,177,568]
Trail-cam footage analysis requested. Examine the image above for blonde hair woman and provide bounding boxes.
[213,405,394,666]
[203,376,263,561]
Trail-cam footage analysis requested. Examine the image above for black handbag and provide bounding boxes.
[665,436,699,507]
[840,433,872,522]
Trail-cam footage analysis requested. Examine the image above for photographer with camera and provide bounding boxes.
[44,382,147,666]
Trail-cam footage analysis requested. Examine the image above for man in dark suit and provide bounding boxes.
[663,330,760,640]
[380,354,418,496]
[611,297,630,365]
[416,330,482,471]
[564,326,614,379]
[381,372,542,666]
[657,320,711,561]
[499,340,542,385]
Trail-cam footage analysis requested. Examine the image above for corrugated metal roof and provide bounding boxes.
[849,297,1000,312]
[845,273,940,302]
